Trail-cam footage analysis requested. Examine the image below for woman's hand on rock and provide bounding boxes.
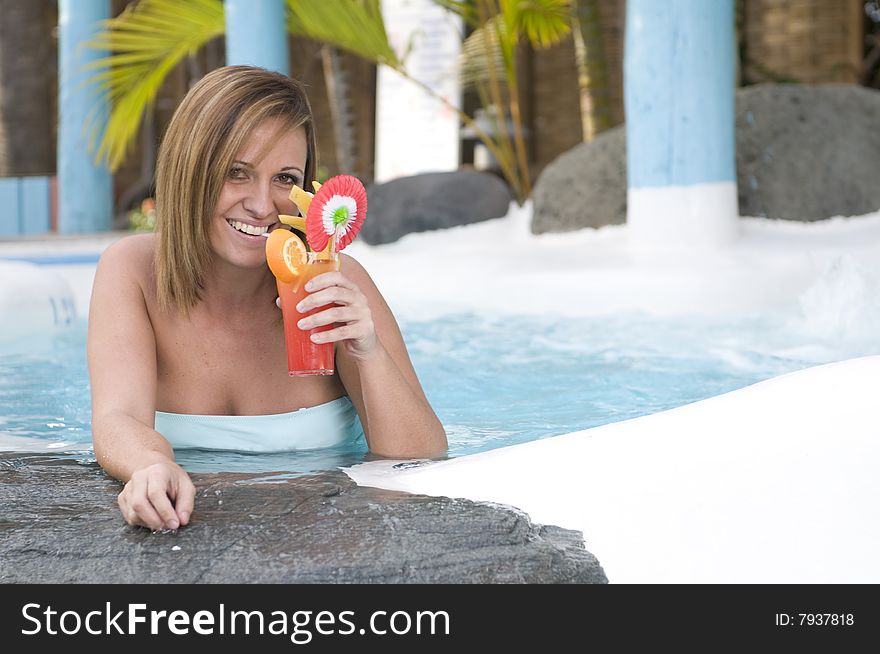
[117,460,196,531]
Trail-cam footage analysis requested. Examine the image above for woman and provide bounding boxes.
[88,66,447,531]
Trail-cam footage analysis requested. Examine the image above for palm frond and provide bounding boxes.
[84,0,224,170]
[439,1,570,49]
[508,0,571,49]
[459,21,506,91]
[287,0,401,68]
[432,0,479,27]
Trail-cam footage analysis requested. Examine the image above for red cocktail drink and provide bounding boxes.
[268,174,368,375]
[277,254,338,376]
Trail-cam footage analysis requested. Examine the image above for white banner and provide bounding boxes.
[374,0,462,182]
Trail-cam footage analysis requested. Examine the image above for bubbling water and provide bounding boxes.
[797,255,880,357]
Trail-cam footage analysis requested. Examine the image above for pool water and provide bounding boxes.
[0,309,876,474]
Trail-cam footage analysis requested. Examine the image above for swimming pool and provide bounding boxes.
[2,302,875,474]
[3,214,880,475]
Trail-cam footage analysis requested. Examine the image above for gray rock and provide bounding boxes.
[532,84,880,233]
[735,84,880,220]
[362,171,513,245]
[531,127,627,234]
[0,454,607,584]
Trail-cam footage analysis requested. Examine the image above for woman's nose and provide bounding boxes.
[241,183,276,219]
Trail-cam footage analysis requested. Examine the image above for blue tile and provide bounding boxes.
[0,178,21,236]
[19,176,51,235]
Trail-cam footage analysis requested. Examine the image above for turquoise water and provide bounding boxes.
[0,314,864,473]
[0,310,874,474]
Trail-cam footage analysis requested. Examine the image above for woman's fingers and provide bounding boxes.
[147,478,180,529]
[117,490,135,525]
[310,322,376,348]
[298,305,369,330]
[296,285,360,313]
[119,482,165,530]
[118,463,195,530]
[174,477,196,526]
[282,270,378,356]
[305,271,356,293]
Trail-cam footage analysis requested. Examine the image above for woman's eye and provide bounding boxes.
[228,166,247,180]
[276,173,299,186]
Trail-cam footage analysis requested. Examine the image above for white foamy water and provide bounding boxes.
[344,204,880,322]
[797,255,880,355]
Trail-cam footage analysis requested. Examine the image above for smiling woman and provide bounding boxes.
[207,118,307,267]
[151,66,316,314]
[87,66,447,532]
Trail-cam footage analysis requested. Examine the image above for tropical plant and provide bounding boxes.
[85,0,574,203]
[443,0,571,200]
[570,0,613,141]
[128,197,157,231]
[84,0,225,170]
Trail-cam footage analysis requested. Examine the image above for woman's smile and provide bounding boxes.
[224,217,278,243]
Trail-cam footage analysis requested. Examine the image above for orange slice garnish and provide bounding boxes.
[265,229,308,283]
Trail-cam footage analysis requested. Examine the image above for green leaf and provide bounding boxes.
[432,0,479,27]
[504,0,571,49]
[83,0,224,170]
[286,0,401,68]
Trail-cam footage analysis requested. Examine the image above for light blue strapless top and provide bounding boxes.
[154,396,365,453]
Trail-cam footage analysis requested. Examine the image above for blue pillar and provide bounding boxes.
[624,0,738,249]
[225,0,289,75]
[57,0,112,234]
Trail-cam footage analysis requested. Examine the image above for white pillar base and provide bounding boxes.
[627,182,739,251]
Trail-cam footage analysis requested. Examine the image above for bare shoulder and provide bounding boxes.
[97,233,155,280]
[339,252,368,279]
[340,252,401,328]
[340,253,381,295]
[91,233,157,313]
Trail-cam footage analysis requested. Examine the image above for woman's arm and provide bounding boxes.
[87,236,195,529]
[296,254,447,458]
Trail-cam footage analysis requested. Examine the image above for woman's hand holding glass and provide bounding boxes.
[292,271,378,360]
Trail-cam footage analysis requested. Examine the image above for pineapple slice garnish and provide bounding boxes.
[285,181,334,261]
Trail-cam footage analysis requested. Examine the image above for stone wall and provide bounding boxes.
[0,0,57,176]
[742,0,863,84]
[529,0,626,176]
[0,454,608,584]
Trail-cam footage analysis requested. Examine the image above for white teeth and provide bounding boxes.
[227,219,269,235]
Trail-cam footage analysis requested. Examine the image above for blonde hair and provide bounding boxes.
[154,65,317,314]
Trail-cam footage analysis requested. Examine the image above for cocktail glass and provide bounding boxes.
[276,252,339,376]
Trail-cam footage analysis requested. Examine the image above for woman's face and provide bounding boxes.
[210,117,307,269]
